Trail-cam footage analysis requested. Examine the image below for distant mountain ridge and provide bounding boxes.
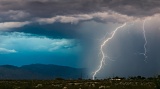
[0,64,86,80]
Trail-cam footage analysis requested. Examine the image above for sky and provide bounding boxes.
[0,0,160,78]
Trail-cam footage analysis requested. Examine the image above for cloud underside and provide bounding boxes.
[36,12,135,24]
[1,12,160,30]
[0,11,135,30]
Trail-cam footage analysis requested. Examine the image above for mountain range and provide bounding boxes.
[0,64,86,80]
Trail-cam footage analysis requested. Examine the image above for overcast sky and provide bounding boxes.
[0,0,160,78]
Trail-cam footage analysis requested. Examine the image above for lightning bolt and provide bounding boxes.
[142,19,148,62]
[92,23,126,80]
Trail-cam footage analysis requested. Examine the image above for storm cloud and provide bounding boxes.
[0,0,160,22]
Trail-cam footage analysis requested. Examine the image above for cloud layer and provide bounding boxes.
[37,12,135,24]
[0,48,17,54]
[0,21,30,30]
[0,0,160,22]
[0,32,81,53]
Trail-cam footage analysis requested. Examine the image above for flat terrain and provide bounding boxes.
[0,79,159,89]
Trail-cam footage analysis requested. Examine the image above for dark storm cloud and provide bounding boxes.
[0,0,160,22]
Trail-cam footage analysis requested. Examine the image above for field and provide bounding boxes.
[0,78,160,89]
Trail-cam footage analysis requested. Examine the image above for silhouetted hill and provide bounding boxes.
[0,64,86,80]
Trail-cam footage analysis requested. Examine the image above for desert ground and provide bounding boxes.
[0,77,160,89]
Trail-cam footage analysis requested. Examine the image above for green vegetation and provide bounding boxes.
[0,76,160,89]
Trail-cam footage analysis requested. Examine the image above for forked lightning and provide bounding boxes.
[92,23,126,80]
[142,19,148,62]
